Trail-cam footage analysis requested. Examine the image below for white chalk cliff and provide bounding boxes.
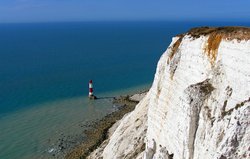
[88,27,250,159]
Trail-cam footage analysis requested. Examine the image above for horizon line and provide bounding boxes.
[1,19,250,25]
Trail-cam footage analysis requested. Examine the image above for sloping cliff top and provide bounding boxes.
[173,26,250,64]
[186,26,250,40]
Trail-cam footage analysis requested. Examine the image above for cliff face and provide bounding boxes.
[88,27,250,159]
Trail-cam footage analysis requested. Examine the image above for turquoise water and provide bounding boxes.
[0,86,148,159]
[1,21,250,158]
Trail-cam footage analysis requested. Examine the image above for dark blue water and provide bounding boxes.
[0,21,175,116]
[1,21,250,116]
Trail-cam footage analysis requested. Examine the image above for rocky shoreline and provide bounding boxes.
[62,91,147,159]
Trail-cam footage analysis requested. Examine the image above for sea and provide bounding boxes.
[0,21,250,159]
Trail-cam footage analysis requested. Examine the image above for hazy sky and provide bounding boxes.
[0,0,249,23]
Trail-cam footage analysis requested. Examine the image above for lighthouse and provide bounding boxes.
[89,80,97,99]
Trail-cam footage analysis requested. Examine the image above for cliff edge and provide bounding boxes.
[88,27,250,159]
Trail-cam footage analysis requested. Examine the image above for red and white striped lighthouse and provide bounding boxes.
[89,80,93,96]
[88,80,96,99]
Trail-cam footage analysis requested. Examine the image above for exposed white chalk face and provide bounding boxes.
[87,28,250,159]
[146,32,250,159]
